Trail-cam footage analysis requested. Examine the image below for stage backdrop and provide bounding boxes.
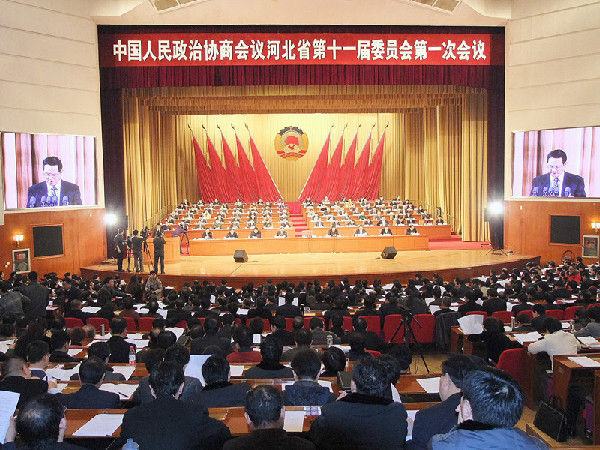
[122,84,488,240]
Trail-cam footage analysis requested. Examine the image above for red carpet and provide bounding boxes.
[429,235,491,251]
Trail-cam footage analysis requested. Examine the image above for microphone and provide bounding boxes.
[564,187,571,197]
[62,196,69,206]
[40,196,47,207]
[28,196,36,208]
[542,187,548,197]
[532,187,538,196]
[51,196,58,206]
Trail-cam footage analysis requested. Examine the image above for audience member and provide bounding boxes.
[0,357,50,409]
[58,357,121,409]
[284,349,336,406]
[245,337,294,379]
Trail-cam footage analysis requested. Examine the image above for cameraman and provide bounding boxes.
[153,231,166,275]
[131,230,146,273]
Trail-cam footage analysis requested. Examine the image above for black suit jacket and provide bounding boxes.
[0,376,48,409]
[27,180,82,207]
[58,384,121,409]
[186,381,251,408]
[20,282,49,319]
[408,392,461,450]
[276,303,302,319]
[223,428,315,450]
[530,171,586,197]
[107,335,135,363]
[120,395,231,450]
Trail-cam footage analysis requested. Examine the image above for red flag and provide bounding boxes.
[220,131,244,202]
[235,133,259,202]
[364,130,386,200]
[347,132,373,199]
[315,132,344,202]
[249,133,282,202]
[334,131,358,200]
[206,133,229,201]
[192,136,215,201]
[298,131,331,202]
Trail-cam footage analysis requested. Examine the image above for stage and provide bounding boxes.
[81,249,540,289]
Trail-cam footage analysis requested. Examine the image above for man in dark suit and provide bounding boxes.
[153,232,166,274]
[120,361,231,450]
[49,330,78,363]
[310,356,408,448]
[58,358,121,409]
[530,149,586,197]
[0,357,49,409]
[223,385,315,450]
[267,316,295,346]
[107,317,135,363]
[408,354,483,450]
[166,298,192,327]
[26,156,82,207]
[190,318,231,355]
[187,355,251,408]
[20,271,49,320]
[114,229,126,272]
[276,295,302,319]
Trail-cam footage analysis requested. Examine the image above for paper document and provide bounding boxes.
[416,377,440,394]
[568,356,600,368]
[424,298,435,306]
[110,366,136,380]
[577,336,600,346]
[317,380,333,392]
[165,327,184,339]
[185,354,211,384]
[126,339,149,348]
[252,334,262,344]
[82,306,100,314]
[513,332,542,345]
[99,383,138,400]
[283,410,305,432]
[457,315,484,335]
[0,341,14,354]
[229,365,245,377]
[73,413,124,437]
[46,364,80,381]
[331,345,351,353]
[429,305,440,314]
[67,349,83,357]
[0,391,19,444]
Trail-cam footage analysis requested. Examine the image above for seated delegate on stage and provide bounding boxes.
[327,226,340,237]
[406,225,419,235]
[249,227,262,239]
[275,227,288,238]
[225,228,239,239]
[530,149,586,197]
[354,225,368,237]
[380,226,393,235]
[202,229,213,239]
[27,156,82,207]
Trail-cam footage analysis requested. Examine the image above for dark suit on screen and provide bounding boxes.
[530,172,586,197]
[27,180,82,207]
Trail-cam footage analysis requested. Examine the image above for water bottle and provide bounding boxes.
[327,334,333,347]
[510,316,515,330]
[129,346,136,366]
[100,324,105,336]
[122,438,139,450]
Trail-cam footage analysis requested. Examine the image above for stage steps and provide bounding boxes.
[290,213,309,237]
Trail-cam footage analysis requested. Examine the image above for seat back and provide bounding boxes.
[86,317,110,333]
[564,306,583,321]
[383,315,405,343]
[408,314,435,344]
[174,320,187,331]
[261,318,271,332]
[124,316,137,333]
[496,348,526,387]
[492,310,512,324]
[138,317,155,333]
[519,310,534,319]
[358,316,381,336]
[342,316,354,332]
[65,317,84,329]
[285,318,294,332]
[365,349,381,357]
[545,309,564,320]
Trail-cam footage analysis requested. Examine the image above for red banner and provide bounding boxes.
[99,32,500,67]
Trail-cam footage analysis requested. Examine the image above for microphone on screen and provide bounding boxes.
[564,187,571,197]
[532,187,538,196]
[542,187,548,197]
[40,196,47,207]
[51,196,58,206]
[28,196,36,208]
[62,196,69,206]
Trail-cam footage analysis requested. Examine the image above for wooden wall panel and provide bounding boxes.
[0,209,106,277]
[505,200,600,263]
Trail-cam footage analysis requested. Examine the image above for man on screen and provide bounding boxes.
[530,149,586,197]
[27,156,82,207]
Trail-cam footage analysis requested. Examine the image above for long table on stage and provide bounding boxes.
[189,235,429,256]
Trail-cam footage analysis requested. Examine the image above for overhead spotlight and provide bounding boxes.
[104,213,117,226]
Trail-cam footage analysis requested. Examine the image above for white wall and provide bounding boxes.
[0,0,104,206]
[507,0,600,131]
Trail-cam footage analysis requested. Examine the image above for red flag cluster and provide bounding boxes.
[298,129,386,202]
[192,131,282,203]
